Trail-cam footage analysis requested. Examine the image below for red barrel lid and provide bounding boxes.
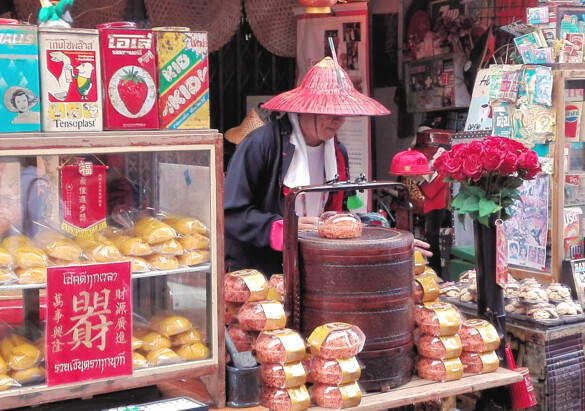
[96,21,137,29]
[0,19,20,25]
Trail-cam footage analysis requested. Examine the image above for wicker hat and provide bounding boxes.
[225,109,266,144]
[262,57,390,116]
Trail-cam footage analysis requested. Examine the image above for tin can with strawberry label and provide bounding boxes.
[154,27,209,129]
[0,20,41,133]
[98,22,159,130]
[38,27,103,132]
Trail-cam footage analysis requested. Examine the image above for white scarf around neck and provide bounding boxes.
[283,113,338,188]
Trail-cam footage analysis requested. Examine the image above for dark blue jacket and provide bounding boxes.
[224,114,349,276]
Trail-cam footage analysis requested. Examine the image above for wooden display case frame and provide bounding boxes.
[0,130,225,409]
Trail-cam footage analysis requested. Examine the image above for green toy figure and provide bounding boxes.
[38,0,74,28]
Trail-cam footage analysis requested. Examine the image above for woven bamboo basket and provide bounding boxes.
[144,0,241,52]
[14,0,127,28]
[244,0,298,58]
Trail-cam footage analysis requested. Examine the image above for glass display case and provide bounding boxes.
[0,130,225,408]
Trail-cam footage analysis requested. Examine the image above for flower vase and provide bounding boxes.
[472,216,507,367]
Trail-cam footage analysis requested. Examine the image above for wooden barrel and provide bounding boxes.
[357,340,415,391]
[298,226,414,350]
[297,226,415,390]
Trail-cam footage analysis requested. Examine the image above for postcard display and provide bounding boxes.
[0,26,224,410]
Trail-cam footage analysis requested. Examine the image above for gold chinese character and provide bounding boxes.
[66,289,113,351]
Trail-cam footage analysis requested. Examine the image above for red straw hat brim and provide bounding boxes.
[262,57,390,116]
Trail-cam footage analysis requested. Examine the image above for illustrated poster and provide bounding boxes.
[464,69,492,132]
[46,261,132,386]
[504,174,549,270]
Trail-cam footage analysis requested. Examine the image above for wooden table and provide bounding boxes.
[309,368,522,411]
[161,368,522,410]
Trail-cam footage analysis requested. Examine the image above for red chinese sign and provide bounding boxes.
[46,261,132,386]
[61,162,107,236]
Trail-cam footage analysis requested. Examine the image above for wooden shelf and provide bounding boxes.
[310,368,523,411]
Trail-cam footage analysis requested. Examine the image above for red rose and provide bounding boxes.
[481,146,503,172]
[524,167,541,179]
[518,150,540,171]
[519,150,541,179]
[482,137,508,151]
[505,138,527,155]
[435,151,463,178]
[450,142,469,158]
[462,154,483,181]
[466,140,483,157]
[499,152,519,175]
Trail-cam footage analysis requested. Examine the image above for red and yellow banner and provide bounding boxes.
[60,162,107,236]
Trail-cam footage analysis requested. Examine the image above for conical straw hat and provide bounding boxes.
[262,57,390,116]
[225,109,266,145]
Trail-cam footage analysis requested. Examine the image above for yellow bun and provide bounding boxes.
[16,267,47,284]
[75,235,122,263]
[11,335,30,347]
[8,343,40,370]
[33,230,66,247]
[132,352,150,369]
[175,342,210,361]
[133,327,150,339]
[129,256,150,272]
[155,315,192,336]
[0,246,14,267]
[149,312,173,329]
[0,338,14,360]
[147,254,178,270]
[178,250,209,266]
[141,332,172,351]
[177,234,209,251]
[9,365,45,384]
[146,347,182,366]
[35,337,45,360]
[99,226,123,239]
[134,217,176,244]
[15,246,49,269]
[111,236,151,256]
[0,373,16,391]
[50,258,84,266]
[162,215,207,235]
[0,268,15,283]
[45,238,83,261]
[172,328,204,346]
[2,235,33,254]
[131,336,144,351]
[152,238,183,255]
[0,356,8,374]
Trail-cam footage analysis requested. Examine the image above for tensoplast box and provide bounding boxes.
[98,22,159,130]
[38,27,103,132]
[0,20,41,132]
[154,28,209,129]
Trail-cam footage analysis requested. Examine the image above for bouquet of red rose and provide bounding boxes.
[433,137,541,226]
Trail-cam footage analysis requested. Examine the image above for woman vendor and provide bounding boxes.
[224,56,429,276]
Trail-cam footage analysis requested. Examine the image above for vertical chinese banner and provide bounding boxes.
[61,161,107,237]
[46,261,132,386]
[296,2,370,211]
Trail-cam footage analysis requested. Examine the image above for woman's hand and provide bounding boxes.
[298,216,319,231]
[414,239,433,257]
